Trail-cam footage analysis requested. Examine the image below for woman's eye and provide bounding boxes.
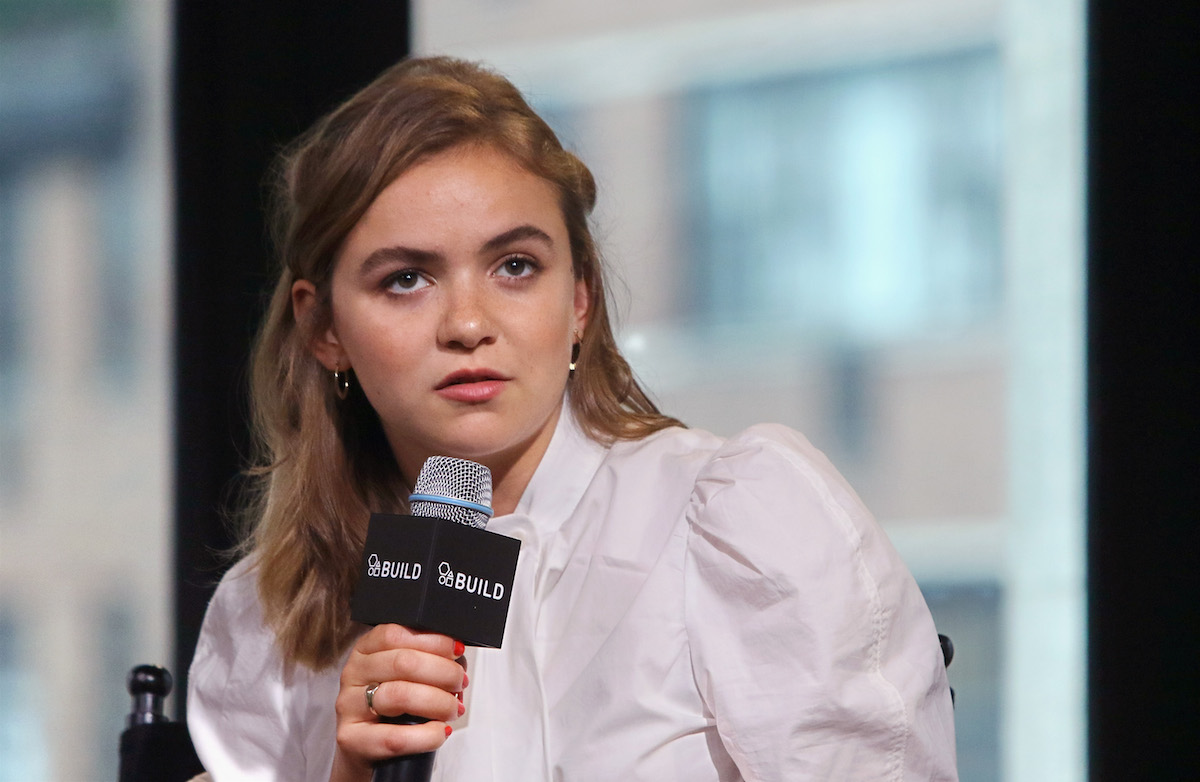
[497,256,536,278]
[384,270,430,294]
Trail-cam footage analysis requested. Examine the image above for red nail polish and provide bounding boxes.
[462,672,469,689]
[453,640,465,657]
[445,725,453,737]
[457,701,466,716]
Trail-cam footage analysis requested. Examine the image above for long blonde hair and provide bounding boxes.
[245,56,681,669]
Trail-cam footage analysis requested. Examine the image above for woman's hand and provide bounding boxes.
[328,624,467,782]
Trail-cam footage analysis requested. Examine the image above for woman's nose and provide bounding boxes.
[437,282,496,350]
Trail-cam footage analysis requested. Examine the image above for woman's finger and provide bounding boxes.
[354,624,462,658]
[343,646,466,695]
[339,678,463,724]
[336,716,455,763]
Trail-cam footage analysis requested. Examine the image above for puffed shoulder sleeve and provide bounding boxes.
[187,558,334,782]
[683,425,957,781]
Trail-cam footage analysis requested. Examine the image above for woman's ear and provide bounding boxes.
[573,278,590,336]
[292,279,346,372]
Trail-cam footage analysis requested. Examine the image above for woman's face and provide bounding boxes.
[299,143,589,486]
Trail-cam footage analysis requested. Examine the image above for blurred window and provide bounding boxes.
[418,1,1085,779]
[684,49,1001,339]
[0,2,171,780]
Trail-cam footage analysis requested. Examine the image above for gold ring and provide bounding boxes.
[365,682,381,716]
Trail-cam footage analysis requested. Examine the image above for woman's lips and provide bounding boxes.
[436,379,505,403]
[436,371,508,403]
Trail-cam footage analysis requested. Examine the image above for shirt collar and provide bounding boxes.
[491,397,607,539]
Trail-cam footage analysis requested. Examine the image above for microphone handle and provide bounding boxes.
[373,715,436,782]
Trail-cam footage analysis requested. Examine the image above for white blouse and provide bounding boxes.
[188,407,958,781]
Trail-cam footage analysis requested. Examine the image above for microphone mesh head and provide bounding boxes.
[411,456,493,528]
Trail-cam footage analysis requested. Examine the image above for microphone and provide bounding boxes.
[409,456,493,528]
[351,456,521,782]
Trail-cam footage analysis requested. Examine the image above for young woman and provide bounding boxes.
[187,56,958,781]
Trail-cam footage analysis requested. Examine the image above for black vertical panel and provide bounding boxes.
[1087,0,1200,778]
[172,2,409,711]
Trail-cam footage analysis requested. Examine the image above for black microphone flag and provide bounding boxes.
[351,511,519,647]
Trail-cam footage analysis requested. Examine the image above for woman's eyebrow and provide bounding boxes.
[480,224,554,254]
[353,224,553,278]
[355,245,440,278]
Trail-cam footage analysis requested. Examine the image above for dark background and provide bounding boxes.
[172,1,1200,777]
[172,0,411,708]
[1085,0,1200,778]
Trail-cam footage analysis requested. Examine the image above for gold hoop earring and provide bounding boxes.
[569,329,581,377]
[333,365,351,400]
